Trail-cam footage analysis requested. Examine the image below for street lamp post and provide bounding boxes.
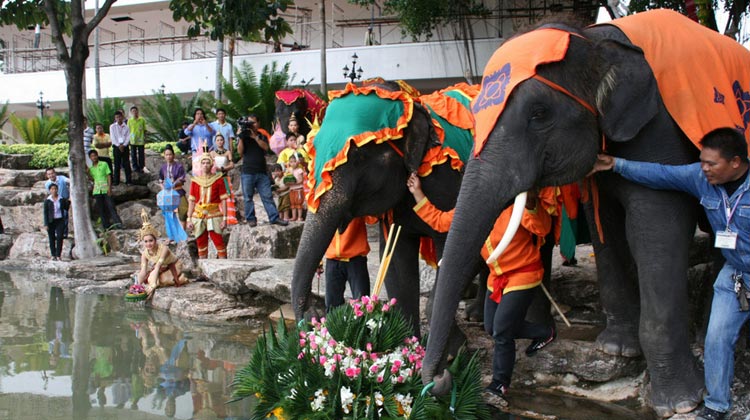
[159,84,166,94]
[342,53,363,83]
[36,91,50,118]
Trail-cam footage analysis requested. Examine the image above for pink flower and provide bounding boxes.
[366,343,373,352]
[391,365,399,374]
[310,342,318,350]
[393,360,402,369]
[298,352,305,359]
[320,356,327,365]
[328,339,337,347]
[377,376,384,383]
[345,367,357,378]
[397,375,404,383]
[370,365,379,373]
[299,339,306,346]
[361,296,370,305]
[334,354,342,362]
[354,309,364,317]
[389,298,397,306]
[382,304,390,312]
[366,304,375,312]
[370,353,378,361]
[371,295,379,303]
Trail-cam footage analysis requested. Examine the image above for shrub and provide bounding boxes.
[144,141,175,153]
[0,143,69,168]
[8,114,68,144]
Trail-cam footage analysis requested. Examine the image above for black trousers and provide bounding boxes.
[483,287,550,387]
[325,256,370,311]
[93,194,122,229]
[47,218,65,257]
[130,145,145,172]
[176,140,191,154]
[112,145,132,184]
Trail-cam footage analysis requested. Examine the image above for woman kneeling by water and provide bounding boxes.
[137,209,187,296]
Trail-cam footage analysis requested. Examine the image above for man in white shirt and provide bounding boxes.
[109,110,132,185]
[210,108,235,153]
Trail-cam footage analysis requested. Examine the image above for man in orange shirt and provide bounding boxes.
[408,173,556,402]
[324,217,376,310]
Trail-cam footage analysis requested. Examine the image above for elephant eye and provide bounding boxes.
[530,106,548,121]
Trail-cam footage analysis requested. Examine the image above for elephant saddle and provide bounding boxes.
[606,9,750,149]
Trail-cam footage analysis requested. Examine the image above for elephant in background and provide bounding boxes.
[291,81,481,337]
[274,89,327,137]
[422,10,750,418]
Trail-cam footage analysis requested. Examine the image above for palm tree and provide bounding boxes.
[0,101,9,130]
[140,90,214,143]
[219,61,292,131]
[6,114,68,144]
[86,97,125,133]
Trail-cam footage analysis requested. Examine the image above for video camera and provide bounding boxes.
[237,116,256,132]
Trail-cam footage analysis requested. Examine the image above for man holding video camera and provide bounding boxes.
[236,114,289,227]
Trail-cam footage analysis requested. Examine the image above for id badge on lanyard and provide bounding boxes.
[715,190,744,250]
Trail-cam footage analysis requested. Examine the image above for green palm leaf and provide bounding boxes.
[8,114,68,144]
[86,97,125,133]
[140,90,214,143]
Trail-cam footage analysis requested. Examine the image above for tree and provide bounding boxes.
[0,0,117,258]
[218,61,292,132]
[169,0,294,101]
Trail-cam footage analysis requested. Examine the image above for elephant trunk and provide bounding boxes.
[291,205,346,321]
[421,153,535,392]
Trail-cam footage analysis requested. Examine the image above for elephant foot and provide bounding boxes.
[648,365,704,418]
[595,325,642,357]
[464,297,484,322]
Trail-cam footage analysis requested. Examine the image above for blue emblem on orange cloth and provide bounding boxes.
[472,63,511,114]
[714,87,725,104]
[733,80,750,129]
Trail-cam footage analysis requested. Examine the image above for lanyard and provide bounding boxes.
[721,189,746,231]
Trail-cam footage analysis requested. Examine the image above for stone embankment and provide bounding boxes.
[1,152,748,419]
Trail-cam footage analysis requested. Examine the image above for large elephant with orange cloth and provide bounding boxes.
[421,10,750,418]
[290,81,490,338]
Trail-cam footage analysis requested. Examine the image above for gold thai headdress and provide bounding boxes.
[199,144,214,165]
[138,209,160,241]
[289,113,297,122]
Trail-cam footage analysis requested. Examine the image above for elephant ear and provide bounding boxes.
[403,103,440,173]
[595,39,660,142]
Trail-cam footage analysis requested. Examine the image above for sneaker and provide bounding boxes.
[483,381,509,407]
[525,326,557,356]
[248,220,258,227]
[272,219,289,226]
[697,407,726,420]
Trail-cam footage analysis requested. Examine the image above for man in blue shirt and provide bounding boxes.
[210,108,235,154]
[593,128,749,420]
[185,108,215,153]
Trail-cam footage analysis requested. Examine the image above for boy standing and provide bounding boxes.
[88,150,122,229]
[128,106,147,173]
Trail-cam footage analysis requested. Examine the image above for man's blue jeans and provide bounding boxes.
[240,173,280,223]
[704,263,750,413]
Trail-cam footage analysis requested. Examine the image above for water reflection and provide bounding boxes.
[0,270,256,419]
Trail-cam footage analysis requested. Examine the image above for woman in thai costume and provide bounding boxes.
[137,209,187,296]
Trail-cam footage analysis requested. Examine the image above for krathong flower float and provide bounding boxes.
[231,295,489,419]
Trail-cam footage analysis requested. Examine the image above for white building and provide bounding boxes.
[0,0,601,117]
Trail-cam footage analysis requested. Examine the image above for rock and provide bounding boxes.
[148,282,267,322]
[0,234,11,260]
[0,153,33,169]
[0,187,47,206]
[116,200,159,229]
[8,231,74,260]
[0,168,48,188]
[514,339,647,383]
[65,255,139,281]
[226,223,304,259]
[110,183,152,204]
[0,204,44,233]
[200,259,257,296]
[103,229,142,256]
[174,240,198,274]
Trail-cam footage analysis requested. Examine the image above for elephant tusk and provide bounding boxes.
[486,192,527,265]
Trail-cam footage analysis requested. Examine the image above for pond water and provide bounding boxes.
[0,268,654,420]
[0,270,258,420]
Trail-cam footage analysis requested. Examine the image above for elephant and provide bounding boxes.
[290,81,481,337]
[421,10,750,418]
[274,88,327,137]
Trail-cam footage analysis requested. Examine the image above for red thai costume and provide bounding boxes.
[189,173,228,258]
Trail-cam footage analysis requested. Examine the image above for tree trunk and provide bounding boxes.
[320,0,327,96]
[72,294,95,418]
[65,52,101,259]
[215,40,224,100]
[228,36,235,86]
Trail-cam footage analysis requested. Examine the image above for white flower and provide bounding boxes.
[340,386,355,414]
[396,393,413,417]
[374,392,384,407]
[311,389,326,411]
[366,318,378,332]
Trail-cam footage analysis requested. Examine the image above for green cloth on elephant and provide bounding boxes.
[311,93,406,188]
[423,102,473,165]
[558,204,591,261]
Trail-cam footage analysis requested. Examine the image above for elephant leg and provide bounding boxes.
[383,232,422,337]
[587,175,642,357]
[623,185,702,417]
